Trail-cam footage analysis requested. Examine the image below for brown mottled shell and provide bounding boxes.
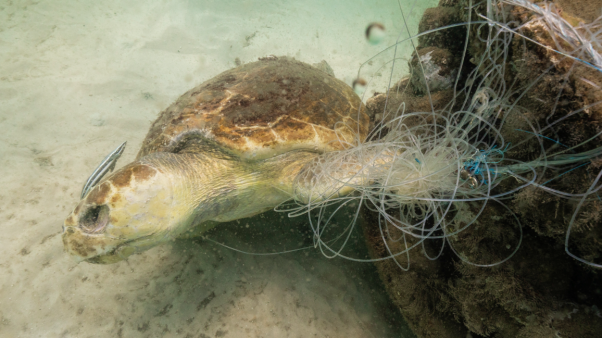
[137,57,369,160]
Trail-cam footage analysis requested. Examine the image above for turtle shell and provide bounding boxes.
[137,57,369,160]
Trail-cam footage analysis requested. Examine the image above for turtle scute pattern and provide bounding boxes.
[137,57,369,160]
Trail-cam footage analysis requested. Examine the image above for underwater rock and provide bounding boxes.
[417,5,464,52]
[362,208,468,338]
[409,46,459,95]
[362,1,602,337]
[504,0,602,272]
[365,79,456,132]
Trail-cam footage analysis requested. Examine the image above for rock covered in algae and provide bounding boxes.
[362,0,602,337]
[365,78,457,133]
[417,4,464,53]
[365,45,462,132]
[409,46,460,95]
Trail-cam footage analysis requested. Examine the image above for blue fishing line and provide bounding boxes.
[514,129,568,148]
[541,162,589,186]
[462,144,511,186]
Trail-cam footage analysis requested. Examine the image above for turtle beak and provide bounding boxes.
[62,202,119,263]
[62,182,117,261]
[61,224,122,263]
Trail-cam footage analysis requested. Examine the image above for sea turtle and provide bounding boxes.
[63,57,369,264]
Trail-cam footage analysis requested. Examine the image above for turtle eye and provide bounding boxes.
[79,205,110,234]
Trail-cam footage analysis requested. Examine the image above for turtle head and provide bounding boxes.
[62,161,188,264]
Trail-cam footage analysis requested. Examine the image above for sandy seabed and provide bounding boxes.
[0,0,436,337]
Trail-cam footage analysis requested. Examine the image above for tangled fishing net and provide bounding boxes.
[278,0,602,269]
